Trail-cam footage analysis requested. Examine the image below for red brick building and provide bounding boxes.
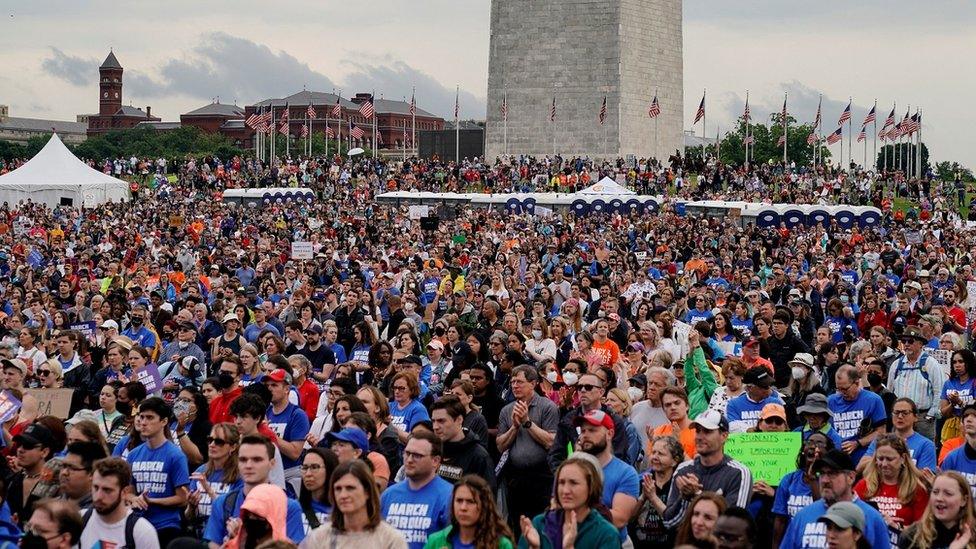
[87,51,160,135]
[243,90,444,150]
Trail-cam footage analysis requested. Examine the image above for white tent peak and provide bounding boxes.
[0,133,128,207]
[574,177,636,196]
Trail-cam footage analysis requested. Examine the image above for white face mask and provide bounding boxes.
[791,366,807,380]
[178,341,189,349]
[563,372,579,386]
[532,330,543,340]
[547,371,559,383]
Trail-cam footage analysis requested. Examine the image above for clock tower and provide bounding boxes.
[99,50,123,116]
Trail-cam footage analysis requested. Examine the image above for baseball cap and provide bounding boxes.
[304,324,323,335]
[99,319,119,330]
[572,409,615,431]
[263,369,293,385]
[626,342,645,353]
[760,403,787,421]
[312,292,326,301]
[66,408,100,426]
[628,373,647,388]
[742,365,773,388]
[813,449,855,473]
[177,321,197,333]
[427,340,445,351]
[692,409,729,432]
[818,501,865,532]
[14,423,55,450]
[325,427,369,455]
[743,336,761,349]
[1,358,27,375]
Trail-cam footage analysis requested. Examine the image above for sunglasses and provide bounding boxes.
[763,417,786,425]
[577,384,602,392]
[36,370,52,377]
[207,437,231,446]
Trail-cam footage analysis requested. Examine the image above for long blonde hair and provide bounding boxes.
[862,434,924,504]
[909,471,976,549]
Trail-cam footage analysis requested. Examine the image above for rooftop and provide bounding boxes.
[0,116,88,134]
[182,102,245,118]
[100,51,122,70]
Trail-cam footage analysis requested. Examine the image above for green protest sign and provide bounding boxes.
[724,432,802,485]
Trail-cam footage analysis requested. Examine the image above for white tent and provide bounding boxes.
[0,133,129,207]
[574,177,636,196]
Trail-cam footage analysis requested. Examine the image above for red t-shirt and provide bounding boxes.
[209,386,243,425]
[296,379,320,422]
[853,479,928,531]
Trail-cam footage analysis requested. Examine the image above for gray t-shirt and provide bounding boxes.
[630,400,668,448]
[498,394,560,470]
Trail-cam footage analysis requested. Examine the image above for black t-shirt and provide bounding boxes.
[299,344,337,372]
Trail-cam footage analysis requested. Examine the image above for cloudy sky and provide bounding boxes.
[2,1,973,165]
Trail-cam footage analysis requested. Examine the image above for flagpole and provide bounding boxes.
[744,90,749,168]
[653,88,659,162]
[863,130,867,169]
[847,98,852,171]
[402,120,406,163]
[783,92,788,165]
[411,87,416,158]
[917,108,923,180]
[371,90,377,159]
[702,89,706,162]
[872,99,877,171]
[455,85,460,164]
[503,91,508,157]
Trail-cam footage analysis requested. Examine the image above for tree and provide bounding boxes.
[875,142,929,175]
[711,114,829,166]
[935,161,974,182]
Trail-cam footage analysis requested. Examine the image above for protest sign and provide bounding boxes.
[968,281,976,311]
[290,241,314,260]
[716,340,742,357]
[133,363,164,395]
[724,432,802,485]
[0,390,22,423]
[70,321,97,343]
[932,349,952,376]
[408,205,429,220]
[25,388,73,419]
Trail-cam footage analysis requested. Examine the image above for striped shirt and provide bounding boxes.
[888,352,946,415]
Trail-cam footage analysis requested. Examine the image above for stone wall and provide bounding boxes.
[485,0,682,161]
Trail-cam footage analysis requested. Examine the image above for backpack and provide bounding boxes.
[223,489,241,523]
[81,508,138,549]
[894,352,931,384]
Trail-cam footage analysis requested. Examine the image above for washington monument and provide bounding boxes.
[485,0,683,161]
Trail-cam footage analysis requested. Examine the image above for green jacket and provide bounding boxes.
[517,510,620,549]
[424,525,514,549]
[685,346,719,419]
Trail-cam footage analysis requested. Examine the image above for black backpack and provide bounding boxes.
[81,508,138,549]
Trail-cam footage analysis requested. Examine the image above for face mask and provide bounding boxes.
[791,366,807,380]
[116,401,132,417]
[867,373,883,386]
[547,371,559,383]
[532,330,543,340]
[19,531,52,549]
[404,303,415,312]
[130,317,143,326]
[563,372,579,386]
[218,372,236,390]
[178,341,189,349]
[840,295,849,304]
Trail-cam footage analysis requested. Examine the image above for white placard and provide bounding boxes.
[968,281,976,311]
[408,205,429,220]
[672,320,692,360]
[931,348,952,376]
[290,241,314,260]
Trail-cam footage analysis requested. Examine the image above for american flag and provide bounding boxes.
[359,97,375,119]
[813,97,822,129]
[781,96,788,121]
[743,95,750,122]
[332,96,341,117]
[300,124,308,138]
[501,95,508,121]
[648,95,661,119]
[906,113,920,135]
[693,93,705,124]
[826,126,843,145]
[550,97,556,122]
[454,87,459,120]
[887,123,901,140]
[862,105,876,126]
[278,120,289,135]
[307,104,316,118]
[878,127,888,141]
[857,126,866,142]
[377,131,383,145]
[260,109,273,126]
[326,127,335,138]
[838,101,851,125]
[883,107,896,128]
[246,112,259,129]
[777,135,786,147]
[279,104,289,124]
[350,126,365,139]
[599,96,607,125]
[806,132,818,145]
[409,90,416,116]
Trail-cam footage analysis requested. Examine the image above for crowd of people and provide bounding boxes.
[0,149,975,549]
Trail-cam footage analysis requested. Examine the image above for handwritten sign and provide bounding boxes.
[290,241,314,260]
[24,388,73,419]
[133,363,163,395]
[0,390,22,423]
[724,432,802,485]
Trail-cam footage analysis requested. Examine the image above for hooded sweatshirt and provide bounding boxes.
[225,484,289,549]
[438,431,497,489]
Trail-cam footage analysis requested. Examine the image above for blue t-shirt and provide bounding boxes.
[730,316,753,338]
[126,440,190,530]
[381,476,453,549]
[940,446,976,496]
[266,403,311,470]
[685,309,714,326]
[329,343,348,364]
[771,470,814,518]
[824,315,858,343]
[602,457,640,540]
[204,489,306,544]
[121,325,157,350]
[188,464,244,527]
[942,377,976,416]
[863,431,937,471]
[779,498,890,549]
[828,390,887,463]
[389,399,431,433]
[726,393,786,433]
